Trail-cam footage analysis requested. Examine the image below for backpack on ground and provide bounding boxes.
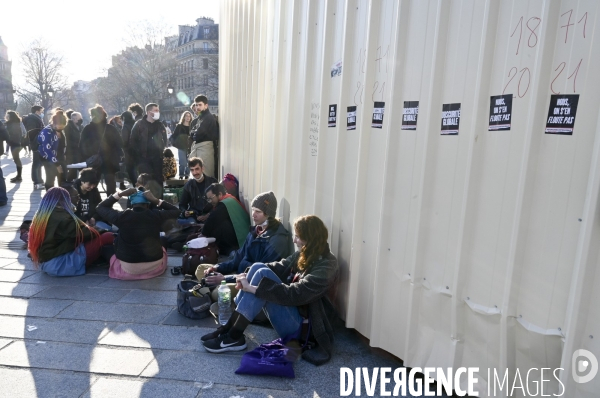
[176,279,211,319]
[180,242,219,275]
[19,220,32,243]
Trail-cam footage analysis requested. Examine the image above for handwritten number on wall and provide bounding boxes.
[517,68,530,98]
[567,58,582,93]
[551,62,566,94]
[526,17,541,47]
[503,67,518,96]
[561,10,588,42]
[510,17,523,55]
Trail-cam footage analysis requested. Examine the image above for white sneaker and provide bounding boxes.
[34,184,44,190]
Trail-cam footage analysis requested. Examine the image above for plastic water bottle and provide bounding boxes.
[218,281,232,325]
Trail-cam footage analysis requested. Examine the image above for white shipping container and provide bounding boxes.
[219,0,600,395]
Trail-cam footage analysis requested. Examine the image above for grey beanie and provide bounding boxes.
[251,191,277,218]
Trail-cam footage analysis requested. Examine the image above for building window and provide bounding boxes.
[203,42,209,52]
[203,58,208,69]
[203,75,208,86]
[204,27,210,36]
[191,60,194,70]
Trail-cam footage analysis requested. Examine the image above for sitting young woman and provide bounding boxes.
[28,187,115,276]
[201,215,339,365]
[95,187,180,280]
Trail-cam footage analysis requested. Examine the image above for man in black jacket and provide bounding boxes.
[179,157,217,220]
[201,183,240,255]
[130,103,167,198]
[22,106,45,189]
[189,95,218,178]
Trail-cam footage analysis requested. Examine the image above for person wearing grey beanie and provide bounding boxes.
[198,190,291,302]
[250,191,277,219]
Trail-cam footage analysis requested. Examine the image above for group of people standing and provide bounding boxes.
[0,94,219,204]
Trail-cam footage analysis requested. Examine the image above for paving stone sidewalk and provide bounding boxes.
[0,155,410,398]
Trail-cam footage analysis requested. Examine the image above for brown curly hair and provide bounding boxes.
[294,215,329,272]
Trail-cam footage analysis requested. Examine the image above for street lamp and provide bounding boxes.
[167,83,174,94]
[48,86,54,98]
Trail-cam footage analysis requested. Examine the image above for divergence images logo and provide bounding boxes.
[572,349,598,384]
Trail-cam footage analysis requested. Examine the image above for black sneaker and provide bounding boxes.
[203,333,246,353]
[9,177,22,183]
[200,325,227,342]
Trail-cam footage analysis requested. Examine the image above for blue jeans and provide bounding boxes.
[0,159,7,203]
[177,149,189,177]
[32,150,43,184]
[234,263,303,339]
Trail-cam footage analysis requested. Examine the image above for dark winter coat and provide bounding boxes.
[6,120,22,147]
[79,120,123,173]
[254,246,339,365]
[22,113,44,132]
[171,124,190,151]
[28,128,42,149]
[178,175,218,214]
[64,120,82,164]
[96,195,180,263]
[201,201,238,255]
[130,117,167,159]
[191,108,218,143]
[216,222,291,277]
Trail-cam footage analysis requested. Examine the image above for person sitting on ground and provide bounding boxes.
[200,183,250,256]
[162,148,177,181]
[201,215,339,366]
[197,191,291,301]
[95,187,180,280]
[72,168,103,227]
[28,187,115,276]
[179,157,217,222]
[221,173,241,203]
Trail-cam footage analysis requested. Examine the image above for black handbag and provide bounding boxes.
[177,279,211,319]
[85,126,107,168]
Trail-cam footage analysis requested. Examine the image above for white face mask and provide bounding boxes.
[39,113,44,118]
[152,112,160,121]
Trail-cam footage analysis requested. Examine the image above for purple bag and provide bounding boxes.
[235,321,311,378]
[235,338,298,378]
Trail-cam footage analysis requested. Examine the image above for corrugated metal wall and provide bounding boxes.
[219,0,600,395]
